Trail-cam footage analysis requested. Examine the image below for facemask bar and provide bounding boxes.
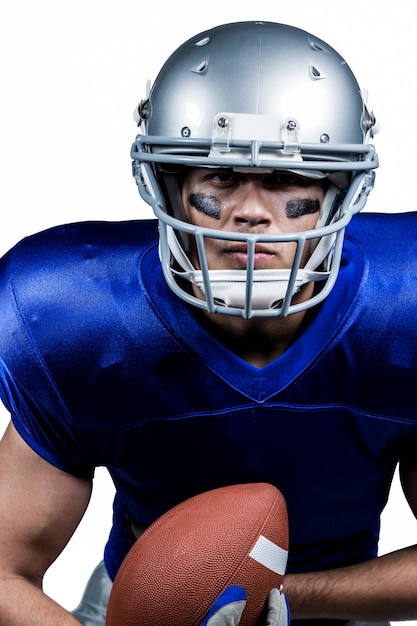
[132,136,378,318]
[158,177,363,318]
[132,134,377,174]
[159,181,341,316]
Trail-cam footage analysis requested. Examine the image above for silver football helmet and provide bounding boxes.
[131,21,378,318]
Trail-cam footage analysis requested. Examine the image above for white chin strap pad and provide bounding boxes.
[179,268,328,310]
[196,270,293,309]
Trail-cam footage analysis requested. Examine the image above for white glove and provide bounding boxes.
[200,585,290,626]
[263,588,290,626]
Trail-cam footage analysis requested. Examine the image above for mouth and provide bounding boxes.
[225,244,276,269]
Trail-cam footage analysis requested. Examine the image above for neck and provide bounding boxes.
[196,283,316,368]
[200,308,310,368]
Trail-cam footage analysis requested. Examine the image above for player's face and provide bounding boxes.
[181,167,325,272]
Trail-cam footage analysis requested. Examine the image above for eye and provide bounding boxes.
[209,169,238,185]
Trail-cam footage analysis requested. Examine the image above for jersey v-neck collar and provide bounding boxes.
[139,239,364,402]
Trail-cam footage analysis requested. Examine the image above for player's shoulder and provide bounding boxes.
[0,219,161,370]
[3,219,157,261]
[0,219,158,282]
[345,211,417,270]
[346,211,417,246]
[0,219,159,327]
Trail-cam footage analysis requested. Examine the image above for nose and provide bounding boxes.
[232,180,273,229]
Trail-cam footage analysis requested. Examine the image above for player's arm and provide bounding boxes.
[283,460,417,622]
[0,421,92,625]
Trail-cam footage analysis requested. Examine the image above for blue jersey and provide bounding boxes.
[0,213,417,582]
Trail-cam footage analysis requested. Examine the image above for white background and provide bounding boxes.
[0,0,416,622]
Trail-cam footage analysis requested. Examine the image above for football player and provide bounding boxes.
[1,20,416,626]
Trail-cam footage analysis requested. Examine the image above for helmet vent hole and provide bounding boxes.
[193,60,208,74]
[195,36,210,47]
[309,39,325,52]
[309,64,325,80]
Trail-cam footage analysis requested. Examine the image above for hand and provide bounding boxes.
[199,585,289,626]
[263,588,290,626]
